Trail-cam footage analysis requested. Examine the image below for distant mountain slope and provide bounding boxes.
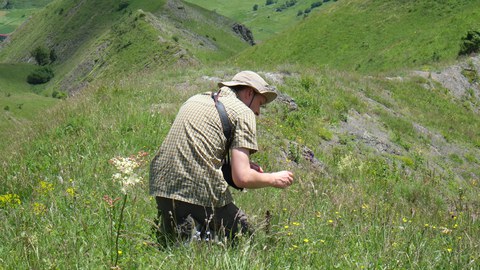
[235,0,480,73]
[0,0,250,94]
[185,0,336,42]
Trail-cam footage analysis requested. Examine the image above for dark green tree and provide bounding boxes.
[459,30,480,56]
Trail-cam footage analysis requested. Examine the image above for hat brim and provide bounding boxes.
[218,81,277,104]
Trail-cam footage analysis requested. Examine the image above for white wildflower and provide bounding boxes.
[110,154,145,194]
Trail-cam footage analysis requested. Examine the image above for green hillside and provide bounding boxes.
[235,0,480,72]
[185,0,336,42]
[0,0,479,268]
[0,0,250,146]
[0,0,53,34]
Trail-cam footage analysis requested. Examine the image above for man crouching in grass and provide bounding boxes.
[149,71,294,245]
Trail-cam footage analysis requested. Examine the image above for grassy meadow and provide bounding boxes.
[1,65,479,269]
[1,0,480,269]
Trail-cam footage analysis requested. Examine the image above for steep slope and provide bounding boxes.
[185,0,337,42]
[0,0,250,94]
[235,0,480,73]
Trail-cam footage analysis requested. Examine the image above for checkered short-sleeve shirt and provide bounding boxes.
[149,87,258,207]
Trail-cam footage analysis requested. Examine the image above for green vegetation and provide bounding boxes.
[0,0,479,268]
[186,0,334,42]
[235,0,480,73]
[1,67,479,268]
[459,30,480,56]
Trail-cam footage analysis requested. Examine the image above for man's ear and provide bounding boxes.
[246,87,254,98]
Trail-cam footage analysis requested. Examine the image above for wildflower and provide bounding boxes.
[0,193,21,208]
[287,232,293,236]
[361,203,369,209]
[446,248,452,253]
[453,224,458,229]
[441,227,452,234]
[38,181,54,194]
[320,240,325,244]
[328,219,334,224]
[402,217,408,223]
[303,238,309,243]
[292,222,300,226]
[109,153,146,194]
[66,187,75,198]
[103,195,120,208]
[33,202,47,215]
[292,244,298,249]
[117,250,123,255]
[284,225,289,229]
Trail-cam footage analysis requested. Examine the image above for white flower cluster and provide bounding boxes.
[110,156,143,194]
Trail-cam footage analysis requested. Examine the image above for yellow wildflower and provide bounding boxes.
[38,181,54,194]
[446,248,452,253]
[66,187,75,198]
[303,238,309,243]
[284,225,289,229]
[292,222,300,226]
[0,193,21,208]
[33,202,47,215]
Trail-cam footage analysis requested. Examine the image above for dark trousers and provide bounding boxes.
[155,197,251,243]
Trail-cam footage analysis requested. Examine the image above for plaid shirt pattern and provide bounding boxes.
[149,87,258,207]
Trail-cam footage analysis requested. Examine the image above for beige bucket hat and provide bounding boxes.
[218,71,277,104]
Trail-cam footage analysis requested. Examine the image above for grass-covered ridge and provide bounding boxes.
[235,0,480,72]
[185,0,336,42]
[0,0,250,146]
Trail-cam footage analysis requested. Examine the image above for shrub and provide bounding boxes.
[26,66,54,85]
[266,0,275,5]
[311,2,322,8]
[49,49,57,63]
[459,30,480,56]
[118,1,129,11]
[52,90,67,99]
[253,4,258,11]
[31,46,51,66]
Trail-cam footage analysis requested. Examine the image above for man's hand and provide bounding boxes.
[271,171,294,188]
[232,148,295,189]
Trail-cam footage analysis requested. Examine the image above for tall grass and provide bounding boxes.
[1,66,478,268]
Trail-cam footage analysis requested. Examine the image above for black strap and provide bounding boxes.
[212,90,243,190]
[212,90,233,146]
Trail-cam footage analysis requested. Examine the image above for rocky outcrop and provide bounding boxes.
[232,23,255,46]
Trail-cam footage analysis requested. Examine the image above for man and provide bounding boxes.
[149,71,294,243]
